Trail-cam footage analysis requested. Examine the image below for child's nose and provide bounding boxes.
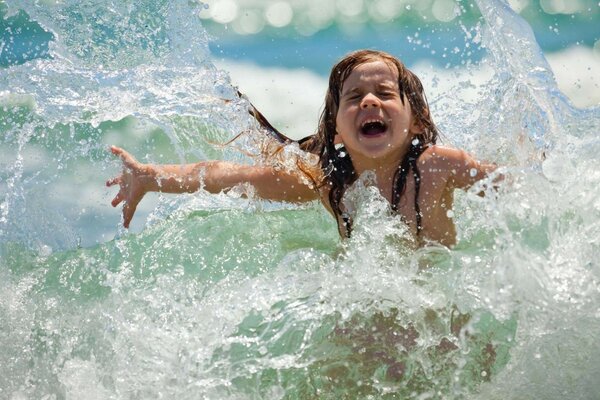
[360,93,380,109]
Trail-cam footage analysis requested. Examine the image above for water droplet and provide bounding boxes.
[469,168,478,177]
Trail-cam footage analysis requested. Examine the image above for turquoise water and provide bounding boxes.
[1,0,600,399]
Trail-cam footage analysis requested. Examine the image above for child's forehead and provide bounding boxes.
[341,60,399,89]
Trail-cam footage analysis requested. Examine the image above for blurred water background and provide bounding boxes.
[1,0,599,399]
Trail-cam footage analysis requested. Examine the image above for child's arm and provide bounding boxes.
[106,145,319,228]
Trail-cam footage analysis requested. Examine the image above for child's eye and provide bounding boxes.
[343,94,361,102]
[379,91,397,98]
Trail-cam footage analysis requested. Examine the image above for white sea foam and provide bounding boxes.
[2,0,600,398]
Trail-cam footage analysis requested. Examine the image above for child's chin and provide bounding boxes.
[358,146,399,160]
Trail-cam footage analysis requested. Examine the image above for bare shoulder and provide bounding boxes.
[419,145,471,165]
[419,145,497,190]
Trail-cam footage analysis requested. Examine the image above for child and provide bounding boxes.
[107,50,497,247]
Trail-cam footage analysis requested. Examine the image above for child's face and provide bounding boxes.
[335,60,418,165]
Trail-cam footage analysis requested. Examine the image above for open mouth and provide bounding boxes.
[360,119,388,136]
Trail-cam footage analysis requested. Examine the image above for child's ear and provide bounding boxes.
[334,125,343,145]
[409,119,424,134]
[410,109,428,134]
[334,133,342,145]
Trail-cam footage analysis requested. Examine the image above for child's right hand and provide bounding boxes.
[106,145,155,228]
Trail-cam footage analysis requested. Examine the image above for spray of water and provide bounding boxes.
[1,0,599,399]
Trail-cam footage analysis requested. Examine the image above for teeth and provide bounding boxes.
[361,119,384,128]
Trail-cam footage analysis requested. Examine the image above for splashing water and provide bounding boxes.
[1,0,599,399]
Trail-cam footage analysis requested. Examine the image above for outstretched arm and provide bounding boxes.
[106,145,318,227]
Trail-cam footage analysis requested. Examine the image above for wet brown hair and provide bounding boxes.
[246,50,439,237]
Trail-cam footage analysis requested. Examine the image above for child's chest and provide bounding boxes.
[398,168,455,243]
[322,167,454,243]
[379,168,454,239]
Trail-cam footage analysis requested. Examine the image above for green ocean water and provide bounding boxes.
[1,0,600,399]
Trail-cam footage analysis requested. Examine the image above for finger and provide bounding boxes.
[122,198,140,228]
[110,145,124,155]
[111,192,125,207]
[106,176,121,187]
[110,145,137,168]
